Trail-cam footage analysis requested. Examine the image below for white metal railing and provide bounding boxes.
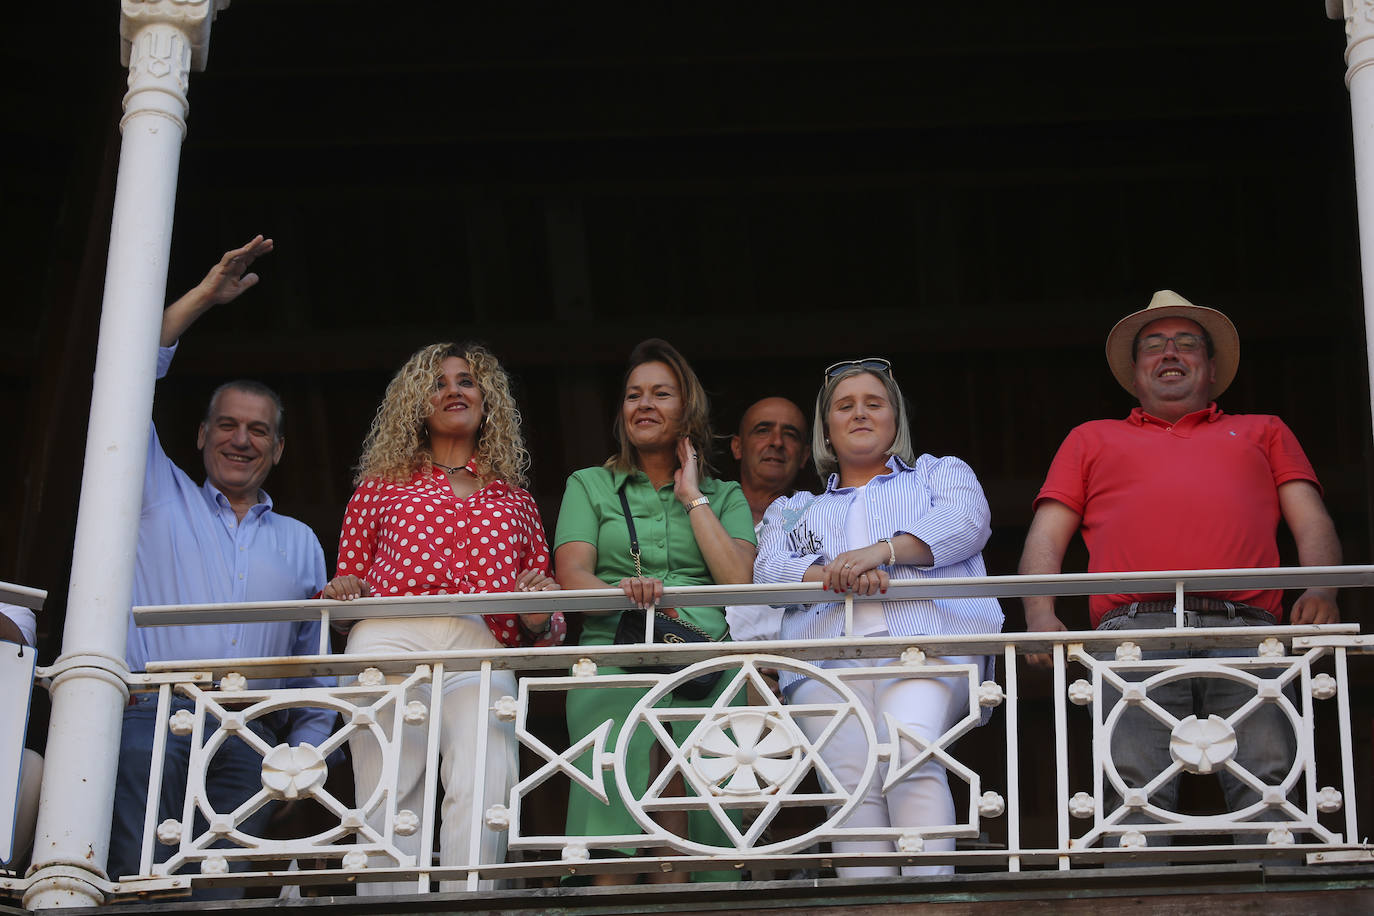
[4,567,1374,899]
[0,582,45,612]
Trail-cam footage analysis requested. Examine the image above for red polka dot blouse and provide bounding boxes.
[336,459,565,647]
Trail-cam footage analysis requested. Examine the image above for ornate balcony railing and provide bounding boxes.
[4,567,1373,900]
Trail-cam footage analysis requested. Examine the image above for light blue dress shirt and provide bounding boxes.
[755,454,1004,687]
[124,345,333,747]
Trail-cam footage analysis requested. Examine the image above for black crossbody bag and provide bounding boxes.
[610,483,723,700]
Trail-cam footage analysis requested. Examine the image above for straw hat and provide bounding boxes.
[1105,290,1239,399]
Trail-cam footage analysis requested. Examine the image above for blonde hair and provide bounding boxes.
[811,366,915,479]
[607,338,716,476]
[355,342,531,488]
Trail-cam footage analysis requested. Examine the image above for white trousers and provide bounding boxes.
[791,654,973,878]
[346,616,517,894]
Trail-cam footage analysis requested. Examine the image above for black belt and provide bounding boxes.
[1098,597,1277,626]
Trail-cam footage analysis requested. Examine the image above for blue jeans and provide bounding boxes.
[1095,609,1296,847]
[109,694,277,898]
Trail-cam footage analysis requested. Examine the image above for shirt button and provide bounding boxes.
[238,574,244,580]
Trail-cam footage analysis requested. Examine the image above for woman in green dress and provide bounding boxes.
[554,338,757,884]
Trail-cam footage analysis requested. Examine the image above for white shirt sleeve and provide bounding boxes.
[0,603,37,646]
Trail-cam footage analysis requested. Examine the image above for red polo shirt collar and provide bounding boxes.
[1126,402,1222,431]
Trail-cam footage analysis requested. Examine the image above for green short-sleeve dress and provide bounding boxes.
[555,466,756,879]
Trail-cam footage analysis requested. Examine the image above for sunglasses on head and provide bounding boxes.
[823,357,892,379]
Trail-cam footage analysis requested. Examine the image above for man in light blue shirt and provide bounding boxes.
[108,237,332,893]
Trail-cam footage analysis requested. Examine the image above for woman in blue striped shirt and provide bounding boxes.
[754,358,1003,877]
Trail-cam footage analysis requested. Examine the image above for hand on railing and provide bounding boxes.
[821,546,890,595]
[617,576,674,614]
[321,575,372,601]
[1291,587,1340,625]
[514,569,560,632]
[1023,603,1068,668]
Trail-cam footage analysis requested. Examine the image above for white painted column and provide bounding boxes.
[24,2,230,908]
[1332,0,1374,436]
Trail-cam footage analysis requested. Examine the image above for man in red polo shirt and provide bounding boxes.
[1019,290,1341,847]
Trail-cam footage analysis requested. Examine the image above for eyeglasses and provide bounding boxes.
[823,357,892,379]
[1136,332,1208,356]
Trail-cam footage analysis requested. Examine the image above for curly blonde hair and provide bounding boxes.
[355,342,531,488]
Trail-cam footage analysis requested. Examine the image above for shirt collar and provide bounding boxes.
[430,458,509,496]
[203,480,273,518]
[823,453,912,493]
[1127,402,1223,428]
[608,465,637,491]
[609,465,721,494]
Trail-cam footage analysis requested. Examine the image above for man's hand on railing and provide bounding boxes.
[321,575,372,601]
[1023,603,1068,668]
[1291,587,1340,625]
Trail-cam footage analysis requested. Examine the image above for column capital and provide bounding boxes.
[117,0,230,134]
[119,0,232,72]
[1331,0,1374,88]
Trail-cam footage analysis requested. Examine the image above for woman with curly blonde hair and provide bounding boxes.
[353,341,533,488]
[323,341,563,893]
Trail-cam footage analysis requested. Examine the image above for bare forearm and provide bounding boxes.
[1280,481,1343,612]
[1018,550,1064,631]
[689,509,754,585]
[555,565,611,592]
[1295,518,1343,611]
[0,615,27,645]
[159,236,272,347]
[1296,519,1343,572]
[889,533,933,567]
[1018,547,1061,622]
[160,286,216,347]
[1018,502,1081,632]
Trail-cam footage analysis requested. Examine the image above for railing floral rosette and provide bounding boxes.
[4,567,1370,898]
[509,653,991,863]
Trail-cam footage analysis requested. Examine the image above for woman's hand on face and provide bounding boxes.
[618,576,672,613]
[673,436,702,504]
[322,575,372,601]
[822,544,891,596]
[515,569,560,592]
